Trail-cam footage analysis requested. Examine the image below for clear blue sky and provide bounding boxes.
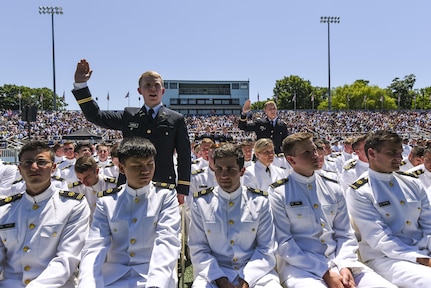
[1,0,430,111]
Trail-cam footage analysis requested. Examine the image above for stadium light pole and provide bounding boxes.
[39,6,63,111]
[320,16,340,111]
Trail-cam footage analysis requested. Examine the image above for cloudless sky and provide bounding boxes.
[1,0,430,111]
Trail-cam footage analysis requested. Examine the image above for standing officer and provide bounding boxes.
[72,59,191,202]
[238,99,288,154]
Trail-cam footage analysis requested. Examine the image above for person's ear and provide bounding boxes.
[367,148,375,159]
[286,155,295,165]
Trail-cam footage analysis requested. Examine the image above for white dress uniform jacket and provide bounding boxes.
[78,182,181,288]
[242,161,287,192]
[346,169,431,263]
[407,164,431,190]
[269,171,365,285]
[0,160,19,187]
[340,159,369,194]
[189,186,280,288]
[0,184,90,287]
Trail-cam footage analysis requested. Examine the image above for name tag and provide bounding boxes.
[199,185,208,188]
[0,223,15,229]
[290,201,303,207]
[128,122,139,129]
[378,201,391,207]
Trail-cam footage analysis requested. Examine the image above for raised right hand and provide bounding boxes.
[74,59,93,83]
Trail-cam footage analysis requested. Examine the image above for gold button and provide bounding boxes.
[23,246,29,252]
[132,218,137,223]
[29,223,35,230]
[321,222,325,227]
[24,265,31,271]
[134,198,140,203]
[24,279,31,285]
[147,129,152,134]
[2,239,6,243]
[113,228,118,232]
[228,220,234,225]
[389,182,394,187]
[229,201,234,207]
[130,252,135,257]
[32,204,39,210]
[92,191,97,194]
[385,213,390,217]
[307,184,312,189]
[207,229,211,233]
[321,239,325,243]
[313,204,319,209]
[233,258,238,262]
[230,240,235,245]
[406,220,411,225]
[251,228,256,232]
[130,238,136,244]
[400,200,405,205]
[298,214,302,218]
[52,232,57,237]
[234,266,239,270]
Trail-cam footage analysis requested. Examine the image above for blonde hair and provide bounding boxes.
[254,138,274,153]
[138,71,164,87]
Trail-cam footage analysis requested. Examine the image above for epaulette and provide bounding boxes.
[330,152,342,158]
[59,190,85,201]
[61,164,73,170]
[153,181,176,190]
[0,193,23,206]
[191,159,200,164]
[326,158,335,163]
[270,177,289,189]
[319,173,339,184]
[247,186,268,196]
[68,181,82,189]
[276,153,285,158]
[191,168,205,175]
[58,160,65,165]
[400,160,407,166]
[343,160,357,170]
[396,170,419,178]
[12,178,23,185]
[98,186,122,197]
[104,162,115,168]
[349,177,369,190]
[193,187,214,198]
[2,162,14,165]
[103,177,117,184]
[51,175,65,182]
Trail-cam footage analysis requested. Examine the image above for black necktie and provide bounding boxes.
[148,108,154,122]
[270,120,274,127]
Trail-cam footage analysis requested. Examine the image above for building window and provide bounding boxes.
[232,83,239,89]
[240,83,248,89]
[170,83,178,89]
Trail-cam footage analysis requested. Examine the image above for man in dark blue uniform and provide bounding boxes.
[72,59,190,202]
[238,99,288,154]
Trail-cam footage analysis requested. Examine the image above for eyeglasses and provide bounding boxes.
[63,147,74,152]
[19,159,53,168]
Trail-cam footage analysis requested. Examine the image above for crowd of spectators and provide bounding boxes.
[1,109,431,145]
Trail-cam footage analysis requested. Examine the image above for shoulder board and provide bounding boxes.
[247,186,268,196]
[0,193,23,206]
[12,178,23,185]
[191,168,205,175]
[276,153,285,158]
[153,181,176,190]
[58,160,65,165]
[270,177,289,189]
[51,175,65,182]
[61,164,73,170]
[104,163,115,168]
[68,181,82,189]
[192,159,200,164]
[318,173,339,184]
[59,190,85,201]
[97,186,122,197]
[103,177,117,184]
[349,177,369,190]
[326,158,335,163]
[343,160,357,170]
[193,187,214,198]
[2,162,14,165]
[396,171,419,178]
[400,160,406,166]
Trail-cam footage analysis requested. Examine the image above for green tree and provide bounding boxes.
[388,74,416,109]
[273,75,316,110]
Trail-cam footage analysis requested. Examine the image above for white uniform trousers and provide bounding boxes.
[282,265,397,288]
[192,272,281,288]
[368,257,431,288]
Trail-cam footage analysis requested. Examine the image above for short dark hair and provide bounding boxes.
[74,156,98,174]
[213,143,244,169]
[282,132,313,156]
[364,130,402,159]
[74,141,92,153]
[19,141,54,162]
[117,137,156,164]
